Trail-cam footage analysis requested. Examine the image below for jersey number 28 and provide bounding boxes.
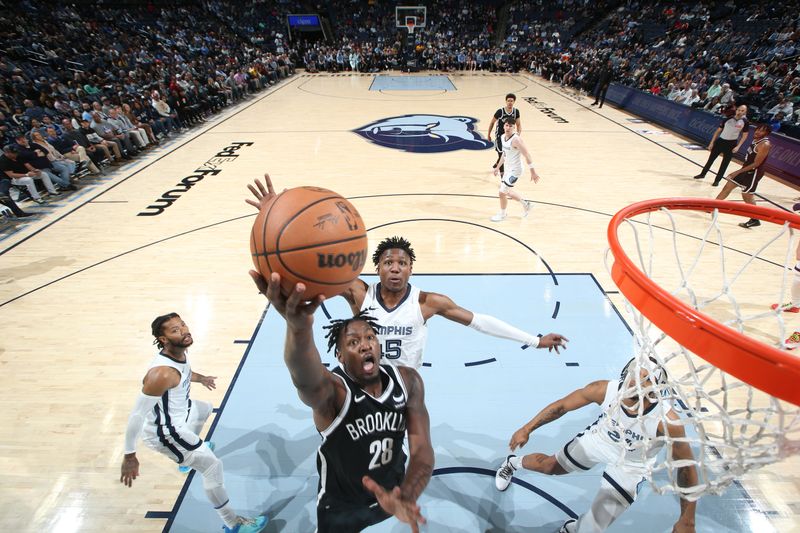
[368,438,394,470]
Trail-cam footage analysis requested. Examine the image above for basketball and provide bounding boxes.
[250,186,368,299]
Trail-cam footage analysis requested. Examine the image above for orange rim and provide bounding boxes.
[608,198,800,406]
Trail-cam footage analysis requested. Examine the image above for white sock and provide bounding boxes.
[215,502,239,528]
[791,262,800,303]
[511,456,524,470]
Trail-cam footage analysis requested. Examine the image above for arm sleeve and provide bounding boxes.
[124,393,160,454]
[468,312,539,348]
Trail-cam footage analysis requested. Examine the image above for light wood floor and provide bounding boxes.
[1,72,799,532]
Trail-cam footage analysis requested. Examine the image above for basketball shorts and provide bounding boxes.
[500,172,520,193]
[555,431,645,508]
[316,498,391,533]
[732,170,763,194]
[142,404,209,464]
[494,134,503,153]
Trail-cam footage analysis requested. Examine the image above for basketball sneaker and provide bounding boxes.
[559,518,577,533]
[770,303,800,313]
[785,331,800,350]
[522,200,532,218]
[491,212,507,222]
[223,515,268,533]
[179,441,215,473]
[738,219,761,229]
[495,454,517,491]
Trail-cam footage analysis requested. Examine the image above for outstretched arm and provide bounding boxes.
[421,291,568,353]
[252,271,342,427]
[120,367,180,487]
[191,371,216,390]
[363,366,433,533]
[661,412,698,533]
[508,380,608,450]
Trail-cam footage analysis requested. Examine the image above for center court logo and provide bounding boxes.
[354,114,493,153]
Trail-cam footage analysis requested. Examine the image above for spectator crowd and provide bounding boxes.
[2,0,800,220]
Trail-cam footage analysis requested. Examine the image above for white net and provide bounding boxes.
[605,203,800,501]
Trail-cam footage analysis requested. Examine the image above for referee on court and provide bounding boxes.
[694,104,749,186]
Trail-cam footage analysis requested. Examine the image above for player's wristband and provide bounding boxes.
[528,163,535,169]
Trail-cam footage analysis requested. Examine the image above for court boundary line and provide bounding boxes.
[0,76,301,258]
[161,304,271,532]
[517,73,791,213]
[1,194,787,308]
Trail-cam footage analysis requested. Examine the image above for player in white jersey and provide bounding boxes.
[491,117,540,222]
[494,358,698,533]
[246,176,569,370]
[119,313,267,533]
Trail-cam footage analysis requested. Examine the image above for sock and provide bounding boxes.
[216,502,239,528]
[791,262,800,303]
[511,456,524,470]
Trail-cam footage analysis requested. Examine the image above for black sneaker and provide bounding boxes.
[711,180,721,186]
[693,174,705,180]
[739,219,761,229]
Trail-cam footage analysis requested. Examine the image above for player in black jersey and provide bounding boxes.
[250,270,434,533]
[715,123,773,229]
[487,93,521,175]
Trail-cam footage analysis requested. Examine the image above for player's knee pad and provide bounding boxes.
[184,443,223,487]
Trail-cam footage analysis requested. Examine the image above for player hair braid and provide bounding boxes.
[323,310,380,354]
[151,312,180,348]
[372,236,416,266]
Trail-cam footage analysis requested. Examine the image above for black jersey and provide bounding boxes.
[494,107,520,135]
[317,364,408,508]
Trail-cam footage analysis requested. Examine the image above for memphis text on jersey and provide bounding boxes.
[345,411,407,441]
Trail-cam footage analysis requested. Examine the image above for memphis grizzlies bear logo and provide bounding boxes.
[354,114,493,153]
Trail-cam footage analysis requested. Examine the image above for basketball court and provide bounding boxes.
[1,69,798,532]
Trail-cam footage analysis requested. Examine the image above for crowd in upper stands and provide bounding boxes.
[526,2,800,136]
[1,0,799,219]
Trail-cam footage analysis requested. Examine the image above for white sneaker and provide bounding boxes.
[559,518,577,533]
[522,200,532,218]
[495,454,517,491]
[490,212,507,222]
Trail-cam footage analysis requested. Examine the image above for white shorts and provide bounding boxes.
[142,400,211,464]
[500,172,520,193]
[556,430,645,507]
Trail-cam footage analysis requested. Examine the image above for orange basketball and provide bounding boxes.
[250,186,368,299]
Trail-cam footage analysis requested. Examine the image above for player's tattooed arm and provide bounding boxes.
[664,411,698,532]
[509,380,608,450]
[398,366,434,502]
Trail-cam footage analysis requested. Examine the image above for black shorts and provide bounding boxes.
[732,171,763,194]
[494,134,503,153]
[317,499,390,532]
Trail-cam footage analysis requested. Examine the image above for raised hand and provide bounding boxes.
[251,271,324,331]
[363,476,426,533]
[245,173,278,210]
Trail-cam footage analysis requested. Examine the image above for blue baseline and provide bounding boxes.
[370,75,456,91]
[166,274,771,532]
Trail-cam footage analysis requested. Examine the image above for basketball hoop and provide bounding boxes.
[606,197,800,499]
[406,17,416,34]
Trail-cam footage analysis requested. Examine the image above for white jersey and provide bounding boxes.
[585,381,666,467]
[501,132,523,182]
[142,351,193,439]
[360,282,428,369]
